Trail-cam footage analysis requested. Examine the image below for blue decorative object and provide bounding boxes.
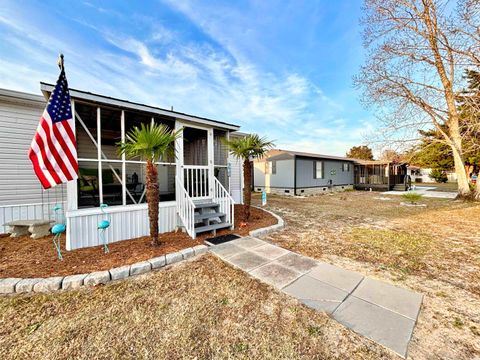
[98,203,111,253]
[51,205,65,260]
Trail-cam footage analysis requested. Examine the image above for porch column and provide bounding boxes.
[175,119,184,185]
[66,99,78,211]
[207,128,214,198]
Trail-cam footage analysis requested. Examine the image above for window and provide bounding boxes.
[75,103,176,208]
[266,160,276,175]
[314,161,324,179]
[342,163,350,172]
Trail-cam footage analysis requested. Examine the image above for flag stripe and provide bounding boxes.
[33,131,63,185]
[52,123,78,176]
[28,149,51,189]
[40,118,73,181]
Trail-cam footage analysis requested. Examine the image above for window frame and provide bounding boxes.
[314,160,324,179]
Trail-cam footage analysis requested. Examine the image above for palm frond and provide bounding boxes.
[223,134,275,160]
[117,122,182,162]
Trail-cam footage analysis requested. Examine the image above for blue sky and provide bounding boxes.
[0,0,374,156]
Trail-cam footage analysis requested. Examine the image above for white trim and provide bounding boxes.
[66,99,78,212]
[97,107,103,203]
[121,110,126,205]
[40,83,240,131]
[207,128,214,198]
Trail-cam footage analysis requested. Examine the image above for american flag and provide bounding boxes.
[28,68,78,189]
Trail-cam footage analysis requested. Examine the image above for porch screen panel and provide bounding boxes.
[183,127,208,166]
[214,130,228,166]
[102,163,123,206]
[75,103,97,159]
[78,161,100,208]
[101,108,122,160]
[214,167,228,191]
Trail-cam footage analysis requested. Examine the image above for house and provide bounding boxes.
[0,86,245,250]
[253,150,412,194]
[253,150,356,196]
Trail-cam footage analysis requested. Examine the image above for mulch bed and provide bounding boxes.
[0,205,277,278]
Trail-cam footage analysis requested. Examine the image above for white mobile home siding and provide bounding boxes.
[229,153,243,204]
[0,89,65,232]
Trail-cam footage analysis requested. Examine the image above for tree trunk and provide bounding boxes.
[449,130,471,198]
[146,160,160,246]
[242,159,252,222]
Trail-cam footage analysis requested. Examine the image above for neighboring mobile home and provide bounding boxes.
[0,86,244,249]
[253,150,355,196]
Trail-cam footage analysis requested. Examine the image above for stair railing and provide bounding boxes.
[175,176,196,238]
[213,177,235,229]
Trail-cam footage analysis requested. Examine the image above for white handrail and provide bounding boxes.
[175,176,196,238]
[213,177,235,229]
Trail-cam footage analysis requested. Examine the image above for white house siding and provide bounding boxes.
[0,90,66,232]
[229,153,243,204]
[66,202,177,250]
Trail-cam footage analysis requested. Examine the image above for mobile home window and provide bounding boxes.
[265,160,276,175]
[342,163,350,172]
[314,161,324,179]
[271,160,277,174]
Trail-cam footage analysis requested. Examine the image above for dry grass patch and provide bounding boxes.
[346,228,432,273]
[0,255,389,360]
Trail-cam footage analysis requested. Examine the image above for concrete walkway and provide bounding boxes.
[211,237,422,358]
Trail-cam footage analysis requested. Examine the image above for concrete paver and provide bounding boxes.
[308,262,364,293]
[333,296,416,358]
[249,263,301,288]
[225,251,270,271]
[283,274,348,302]
[275,252,318,273]
[351,277,423,320]
[251,243,290,260]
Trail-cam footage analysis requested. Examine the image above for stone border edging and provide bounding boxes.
[249,206,285,238]
[0,244,209,296]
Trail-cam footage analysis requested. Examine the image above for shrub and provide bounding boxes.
[429,169,448,183]
[402,192,423,204]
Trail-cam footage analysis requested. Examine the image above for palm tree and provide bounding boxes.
[118,123,182,246]
[224,134,274,222]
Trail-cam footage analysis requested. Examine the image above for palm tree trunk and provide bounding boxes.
[243,159,252,221]
[146,160,159,246]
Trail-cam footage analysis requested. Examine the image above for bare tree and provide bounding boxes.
[355,0,480,198]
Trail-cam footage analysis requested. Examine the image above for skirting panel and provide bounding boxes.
[66,202,177,250]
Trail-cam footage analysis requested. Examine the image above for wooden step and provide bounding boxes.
[194,202,219,209]
[194,222,231,235]
[194,212,225,222]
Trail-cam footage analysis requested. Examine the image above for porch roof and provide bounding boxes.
[267,149,356,162]
[40,82,241,131]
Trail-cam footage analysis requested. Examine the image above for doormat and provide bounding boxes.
[205,234,241,246]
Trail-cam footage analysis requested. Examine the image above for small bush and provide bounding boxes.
[402,192,423,204]
[429,169,448,183]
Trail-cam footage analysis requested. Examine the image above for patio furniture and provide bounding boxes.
[4,219,54,239]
